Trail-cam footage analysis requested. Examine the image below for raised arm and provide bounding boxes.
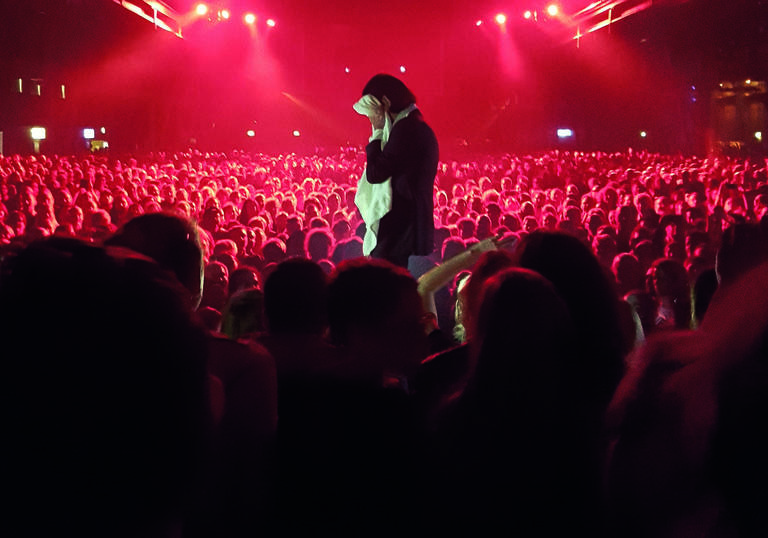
[417,234,517,318]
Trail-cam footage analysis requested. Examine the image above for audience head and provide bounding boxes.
[220,287,266,340]
[459,250,516,342]
[305,227,334,262]
[263,257,328,336]
[328,258,427,378]
[515,230,625,410]
[716,222,768,287]
[612,253,645,296]
[228,265,260,297]
[442,237,466,261]
[469,267,576,412]
[1,238,210,537]
[262,237,287,265]
[105,212,205,309]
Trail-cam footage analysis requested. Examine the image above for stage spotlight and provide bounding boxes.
[293,130,301,137]
[756,131,763,142]
[546,4,559,17]
[101,127,106,134]
[557,128,573,139]
[83,128,95,140]
[30,127,46,141]
[640,131,647,138]
[399,65,406,73]
[220,9,230,20]
[244,13,256,24]
[495,13,507,25]
[523,10,533,20]
[195,3,208,16]
[246,130,255,137]
[476,20,483,26]
[344,67,351,73]
[266,18,276,27]
[30,126,46,154]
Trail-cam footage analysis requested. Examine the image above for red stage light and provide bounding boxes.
[195,3,208,16]
[293,130,301,137]
[495,13,507,25]
[476,20,483,26]
[546,4,559,17]
[244,13,256,24]
[344,67,351,73]
[220,9,230,20]
[399,65,406,73]
[523,10,533,20]
[266,18,276,27]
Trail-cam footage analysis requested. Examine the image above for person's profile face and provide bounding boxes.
[241,271,259,290]
[205,264,227,287]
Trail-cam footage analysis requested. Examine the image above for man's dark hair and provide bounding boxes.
[362,74,416,114]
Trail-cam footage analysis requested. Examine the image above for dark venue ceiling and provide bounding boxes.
[0,0,766,153]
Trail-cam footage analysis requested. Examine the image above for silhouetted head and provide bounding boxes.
[305,227,334,262]
[221,287,265,340]
[228,265,260,296]
[717,222,768,287]
[516,230,625,411]
[460,250,516,342]
[1,237,210,537]
[105,212,204,309]
[362,73,417,113]
[328,258,427,378]
[469,268,575,412]
[264,257,328,336]
[612,253,644,296]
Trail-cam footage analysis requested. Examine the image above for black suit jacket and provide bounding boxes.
[365,109,438,262]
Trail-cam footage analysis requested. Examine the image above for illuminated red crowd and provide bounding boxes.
[2,147,768,536]
[2,148,766,285]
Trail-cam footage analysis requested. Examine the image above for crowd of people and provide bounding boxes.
[2,146,768,536]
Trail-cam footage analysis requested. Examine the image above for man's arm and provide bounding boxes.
[365,121,412,183]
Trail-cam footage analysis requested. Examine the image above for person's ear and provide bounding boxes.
[382,95,392,111]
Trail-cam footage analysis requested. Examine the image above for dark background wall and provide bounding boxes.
[1,0,766,156]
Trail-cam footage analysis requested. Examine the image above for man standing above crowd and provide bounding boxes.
[355,74,439,268]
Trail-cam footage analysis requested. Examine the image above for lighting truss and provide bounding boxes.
[571,0,655,39]
[112,0,182,37]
